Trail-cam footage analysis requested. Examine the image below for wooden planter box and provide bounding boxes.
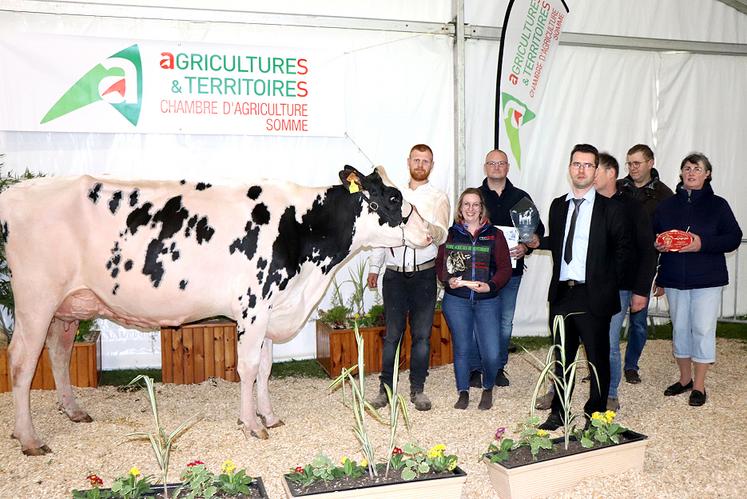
[0,332,101,393]
[161,320,239,384]
[483,431,648,499]
[316,310,453,378]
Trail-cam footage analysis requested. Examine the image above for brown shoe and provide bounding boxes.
[535,391,554,410]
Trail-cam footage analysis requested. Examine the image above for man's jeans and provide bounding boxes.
[623,305,649,373]
[608,290,632,398]
[497,275,521,369]
[442,293,501,391]
[380,267,437,394]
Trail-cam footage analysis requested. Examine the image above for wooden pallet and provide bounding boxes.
[316,310,453,378]
[0,333,101,392]
[161,320,239,384]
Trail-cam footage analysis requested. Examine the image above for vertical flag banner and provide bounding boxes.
[494,0,569,168]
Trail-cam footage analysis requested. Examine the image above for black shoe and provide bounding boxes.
[624,369,642,384]
[478,389,493,410]
[453,391,469,410]
[469,371,482,389]
[538,413,564,431]
[664,379,693,396]
[495,369,510,387]
[508,343,518,353]
[688,389,707,406]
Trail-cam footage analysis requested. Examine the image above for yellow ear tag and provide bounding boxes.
[346,173,360,193]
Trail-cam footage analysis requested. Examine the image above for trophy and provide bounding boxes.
[509,197,540,243]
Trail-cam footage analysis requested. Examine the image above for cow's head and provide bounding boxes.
[339,165,431,248]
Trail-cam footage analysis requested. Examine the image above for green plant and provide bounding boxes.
[576,410,627,448]
[345,258,369,316]
[126,375,199,497]
[286,455,367,487]
[178,460,217,499]
[317,304,352,329]
[514,416,553,458]
[110,467,152,499]
[328,323,383,475]
[485,427,513,463]
[526,314,596,449]
[215,459,254,496]
[72,473,112,499]
[390,443,458,481]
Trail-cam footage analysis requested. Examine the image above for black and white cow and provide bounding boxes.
[0,165,432,455]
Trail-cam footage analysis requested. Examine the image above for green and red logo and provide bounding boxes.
[501,92,536,169]
[41,44,142,126]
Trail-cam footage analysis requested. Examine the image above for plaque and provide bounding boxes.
[656,229,694,252]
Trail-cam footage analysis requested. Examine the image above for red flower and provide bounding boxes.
[187,460,205,467]
[294,466,305,474]
[392,447,403,455]
[495,427,506,440]
[86,474,103,487]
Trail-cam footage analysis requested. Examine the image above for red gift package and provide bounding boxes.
[656,229,693,252]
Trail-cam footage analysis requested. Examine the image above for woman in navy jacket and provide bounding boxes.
[436,188,511,410]
[653,152,742,406]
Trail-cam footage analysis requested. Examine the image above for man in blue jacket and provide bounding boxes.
[477,149,545,387]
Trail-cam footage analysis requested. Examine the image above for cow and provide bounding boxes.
[0,165,433,455]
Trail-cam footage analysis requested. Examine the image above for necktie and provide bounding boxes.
[564,198,584,264]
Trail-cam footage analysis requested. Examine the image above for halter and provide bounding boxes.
[359,192,413,247]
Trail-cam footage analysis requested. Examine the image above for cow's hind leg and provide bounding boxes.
[256,338,284,429]
[9,309,57,455]
[46,318,92,423]
[235,320,269,439]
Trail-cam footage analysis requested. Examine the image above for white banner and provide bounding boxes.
[495,0,569,168]
[0,33,345,136]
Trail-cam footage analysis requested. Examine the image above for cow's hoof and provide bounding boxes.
[257,414,285,429]
[250,429,270,440]
[70,413,93,423]
[22,445,52,456]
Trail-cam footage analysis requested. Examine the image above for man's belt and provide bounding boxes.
[561,279,585,287]
[386,259,436,273]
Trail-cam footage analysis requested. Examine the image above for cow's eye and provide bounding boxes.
[389,195,398,203]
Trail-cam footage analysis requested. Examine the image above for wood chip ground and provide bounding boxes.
[0,338,745,498]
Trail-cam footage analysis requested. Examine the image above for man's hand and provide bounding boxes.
[678,233,701,253]
[630,294,648,313]
[510,243,527,259]
[367,272,379,289]
[525,234,540,249]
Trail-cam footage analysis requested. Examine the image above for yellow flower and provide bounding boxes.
[591,411,603,420]
[427,444,446,459]
[129,467,140,477]
[604,410,616,423]
[354,313,360,319]
[536,429,549,437]
[360,458,368,468]
[340,456,349,465]
[222,459,236,474]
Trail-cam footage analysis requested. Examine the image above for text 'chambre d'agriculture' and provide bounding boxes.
[159,51,311,131]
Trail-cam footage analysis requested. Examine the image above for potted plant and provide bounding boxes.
[284,323,467,498]
[481,315,648,499]
[315,260,453,378]
[71,375,268,498]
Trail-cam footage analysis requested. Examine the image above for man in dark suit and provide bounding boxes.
[527,144,633,430]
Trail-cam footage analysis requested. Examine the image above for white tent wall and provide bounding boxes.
[1,0,745,368]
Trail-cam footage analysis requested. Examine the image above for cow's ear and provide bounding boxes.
[373,166,394,187]
[340,165,363,194]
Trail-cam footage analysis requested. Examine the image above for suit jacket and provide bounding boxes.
[540,192,634,318]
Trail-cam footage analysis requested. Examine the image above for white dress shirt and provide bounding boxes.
[559,188,596,282]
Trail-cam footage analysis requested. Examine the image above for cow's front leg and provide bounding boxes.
[235,319,268,439]
[256,338,284,429]
[46,318,93,423]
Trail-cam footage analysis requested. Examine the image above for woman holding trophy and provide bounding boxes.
[653,152,742,406]
[436,188,511,410]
